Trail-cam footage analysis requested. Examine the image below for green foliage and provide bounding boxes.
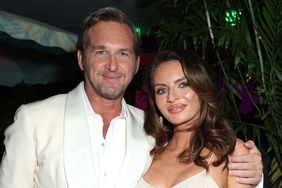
[140,0,282,187]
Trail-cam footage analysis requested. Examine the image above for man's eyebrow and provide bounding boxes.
[91,45,106,50]
[119,48,132,52]
[90,46,132,52]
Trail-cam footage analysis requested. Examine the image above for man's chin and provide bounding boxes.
[101,89,124,99]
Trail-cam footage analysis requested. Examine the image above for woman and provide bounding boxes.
[136,50,251,188]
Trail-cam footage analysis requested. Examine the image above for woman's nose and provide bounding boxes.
[167,90,179,102]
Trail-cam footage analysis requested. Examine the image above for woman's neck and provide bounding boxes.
[165,131,192,154]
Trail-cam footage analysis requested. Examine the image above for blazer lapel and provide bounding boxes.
[64,82,97,188]
[115,104,154,188]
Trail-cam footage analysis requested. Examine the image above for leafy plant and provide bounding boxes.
[139,0,282,187]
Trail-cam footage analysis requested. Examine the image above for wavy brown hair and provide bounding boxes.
[144,50,236,170]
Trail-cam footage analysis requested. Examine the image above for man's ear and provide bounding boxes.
[77,50,85,71]
[135,56,140,74]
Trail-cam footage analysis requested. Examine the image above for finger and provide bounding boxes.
[228,169,260,178]
[229,153,259,163]
[228,157,263,170]
[229,169,263,185]
[244,140,261,156]
[235,177,261,185]
[229,169,262,185]
[228,161,258,170]
[244,140,255,150]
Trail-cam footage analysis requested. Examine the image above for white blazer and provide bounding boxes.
[0,82,154,188]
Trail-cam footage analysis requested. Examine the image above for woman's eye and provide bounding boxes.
[179,82,189,88]
[155,88,166,95]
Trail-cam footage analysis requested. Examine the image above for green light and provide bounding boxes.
[136,27,141,37]
[225,9,242,27]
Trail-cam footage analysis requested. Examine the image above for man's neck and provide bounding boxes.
[90,98,123,138]
[85,89,124,138]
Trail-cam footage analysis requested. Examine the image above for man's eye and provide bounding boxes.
[95,50,106,55]
[119,51,129,56]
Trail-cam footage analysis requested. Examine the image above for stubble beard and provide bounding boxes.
[93,71,132,100]
[87,69,134,100]
[94,82,127,100]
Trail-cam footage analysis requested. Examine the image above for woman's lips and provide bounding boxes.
[167,104,185,113]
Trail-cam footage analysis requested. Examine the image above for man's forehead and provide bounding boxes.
[90,45,133,52]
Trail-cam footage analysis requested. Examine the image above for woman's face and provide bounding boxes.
[153,60,201,129]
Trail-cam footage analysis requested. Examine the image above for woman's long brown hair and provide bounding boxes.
[144,50,236,170]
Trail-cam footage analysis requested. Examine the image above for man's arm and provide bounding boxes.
[228,140,263,187]
[0,105,37,188]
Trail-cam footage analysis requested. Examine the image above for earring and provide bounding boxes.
[159,116,163,126]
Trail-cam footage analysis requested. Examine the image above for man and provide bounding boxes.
[0,7,263,188]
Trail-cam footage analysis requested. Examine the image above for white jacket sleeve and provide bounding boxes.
[0,105,36,188]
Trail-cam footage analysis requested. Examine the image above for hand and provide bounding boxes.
[228,140,263,185]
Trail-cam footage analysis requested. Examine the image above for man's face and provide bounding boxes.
[77,21,139,100]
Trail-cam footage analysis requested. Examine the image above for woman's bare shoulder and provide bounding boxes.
[233,138,249,155]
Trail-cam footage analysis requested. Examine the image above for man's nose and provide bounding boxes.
[106,54,118,72]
